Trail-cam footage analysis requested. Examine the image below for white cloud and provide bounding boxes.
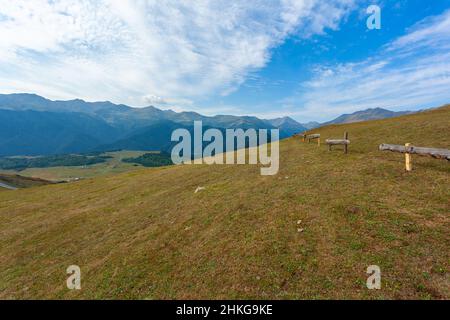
[388,9,450,53]
[0,0,355,107]
[285,9,450,122]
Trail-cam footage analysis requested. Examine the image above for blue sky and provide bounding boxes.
[1,0,450,122]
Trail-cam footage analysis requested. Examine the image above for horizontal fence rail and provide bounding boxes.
[380,143,450,172]
[379,144,450,160]
[326,139,350,145]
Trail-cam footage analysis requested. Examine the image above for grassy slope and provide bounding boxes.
[0,106,449,299]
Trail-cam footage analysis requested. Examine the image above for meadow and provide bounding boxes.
[0,151,148,182]
[0,106,448,299]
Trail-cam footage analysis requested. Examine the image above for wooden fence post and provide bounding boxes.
[344,132,348,154]
[318,137,321,147]
[405,143,412,172]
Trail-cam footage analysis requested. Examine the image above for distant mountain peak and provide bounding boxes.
[265,116,298,124]
[301,121,321,130]
[264,116,306,136]
[67,98,86,103]
[324,107,412,125]
[274,116,297,122]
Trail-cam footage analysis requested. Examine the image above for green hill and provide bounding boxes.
[0,109,121,156]
[0,106,448,299]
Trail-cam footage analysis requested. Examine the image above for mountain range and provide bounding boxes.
[0,93,413,156]
[322,108,412,125]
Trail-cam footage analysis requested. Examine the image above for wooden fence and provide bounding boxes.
[297,130,449,172]
[303,134,321,146]
[379,143,450,171]
[326,132,350,154]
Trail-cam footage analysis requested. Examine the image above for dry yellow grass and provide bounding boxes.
[0,106,449,299]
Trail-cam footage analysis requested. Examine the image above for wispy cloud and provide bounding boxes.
[0,0,355,108]
[284,9,450,122]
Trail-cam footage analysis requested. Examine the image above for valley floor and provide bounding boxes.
[0,106,449,299]
[0,150,148,182]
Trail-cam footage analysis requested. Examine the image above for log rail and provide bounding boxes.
[379,144,450,161]
[379,143,450,172]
